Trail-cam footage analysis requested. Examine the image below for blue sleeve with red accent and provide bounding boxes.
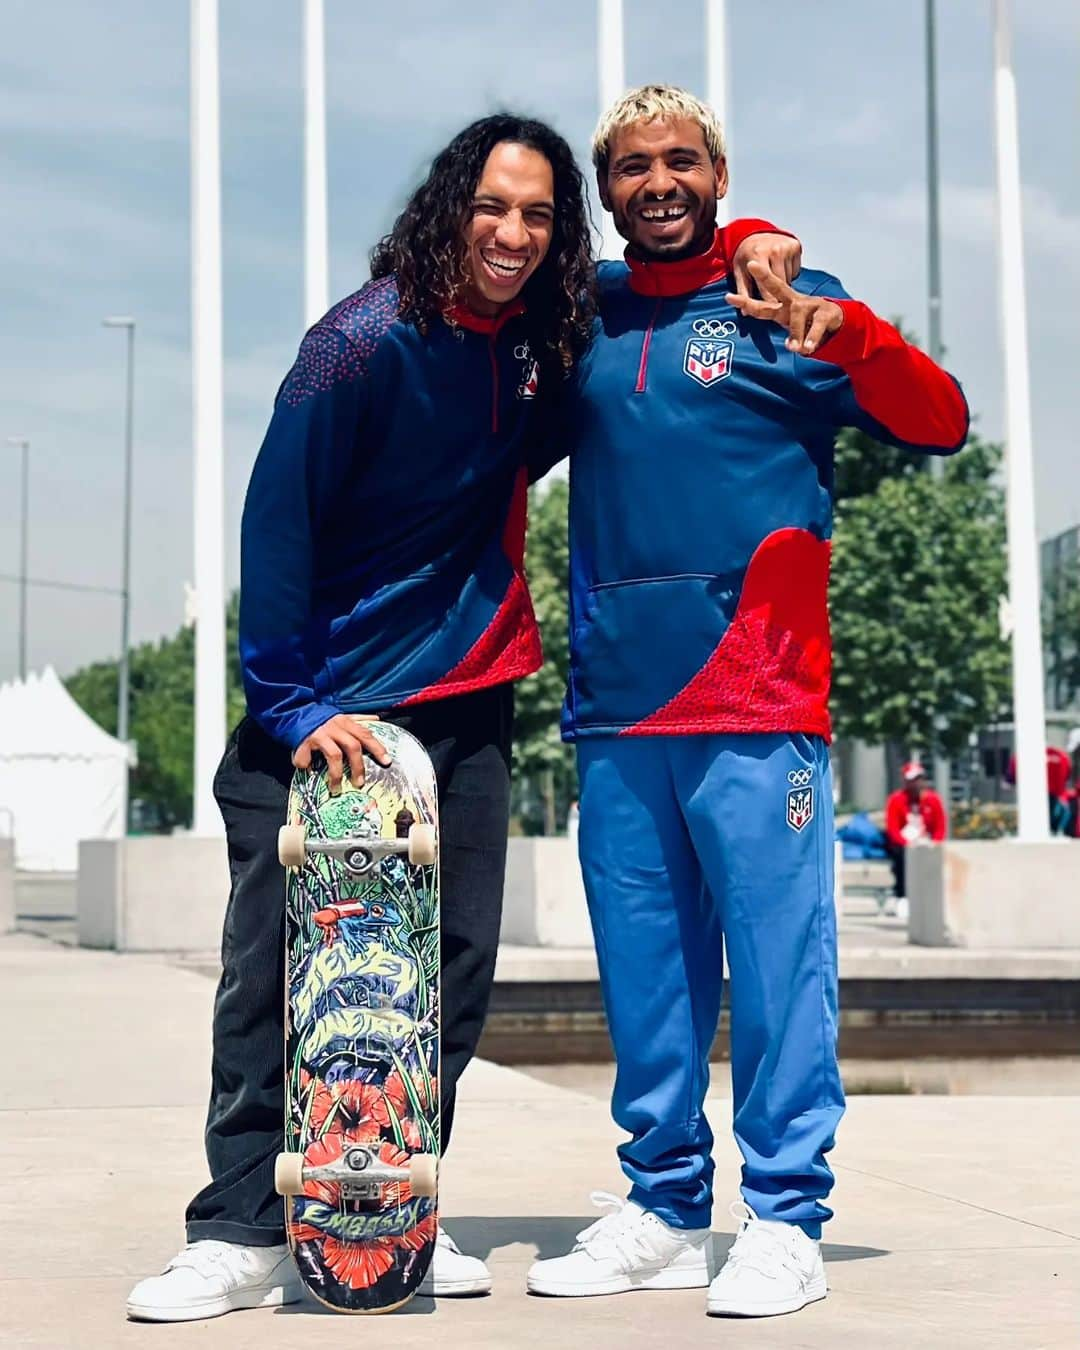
[798,272,969,454]
[239,323,369,748]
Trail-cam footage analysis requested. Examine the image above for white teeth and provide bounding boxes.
[483,252,527,275]
[641,206,687,221]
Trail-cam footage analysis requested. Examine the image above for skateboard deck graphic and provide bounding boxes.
[275,724,439,1314]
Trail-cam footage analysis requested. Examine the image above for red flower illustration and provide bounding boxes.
[286,1137,437,1291]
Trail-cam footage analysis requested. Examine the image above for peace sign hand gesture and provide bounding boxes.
[726,259,844,357]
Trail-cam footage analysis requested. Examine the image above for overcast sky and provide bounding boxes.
[2,0,1078,681]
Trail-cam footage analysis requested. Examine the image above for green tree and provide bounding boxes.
[1044,551,1080,711]
[830,434,1012,755]
[513,478,575,833]
[65,592,245,829]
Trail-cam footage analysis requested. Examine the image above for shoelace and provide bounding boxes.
[166,1241,237,1277]
[573,1191,667,1270]
[723,1201,803,1281]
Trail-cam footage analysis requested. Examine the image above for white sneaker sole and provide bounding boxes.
[706,1273,828,1318]
[416,1273,493,1298]
[126,1279,303,1323]
[528,1264,709,1298]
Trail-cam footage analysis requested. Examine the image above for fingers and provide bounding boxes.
[746,259,791,300]
[800,307,833,355]
[731,255,750,300]
[294,715,393,795]
[355,724,392,769]
[726,291,782,321]
[319,735,348,795]
[785,300,844,356]
[786,301,809,353]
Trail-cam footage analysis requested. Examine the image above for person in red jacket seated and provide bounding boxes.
[884,761,947,915]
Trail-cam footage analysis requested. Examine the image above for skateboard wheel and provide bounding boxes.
[274,1152,306,1196]
[407,823,436,867]
[409,1153,438,1197]
[278,823,307,869]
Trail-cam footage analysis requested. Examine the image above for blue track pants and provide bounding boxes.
[576,732,845,1238]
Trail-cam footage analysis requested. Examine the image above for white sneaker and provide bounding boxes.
[526,1191,712,1297]
[416,1226,492,1297]
[896,896,910,924]
[706,1201,827,1317]
[126,1240,302,1322]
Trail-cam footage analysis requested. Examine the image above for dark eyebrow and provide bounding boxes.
[472,194,555,214]
[612,145,704,171]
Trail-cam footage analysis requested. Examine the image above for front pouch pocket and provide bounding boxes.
[569,573,740,732]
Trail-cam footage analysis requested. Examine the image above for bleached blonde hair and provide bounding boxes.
[592,84,726,177]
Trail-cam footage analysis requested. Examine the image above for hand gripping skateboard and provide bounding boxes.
[274,723,440,1313]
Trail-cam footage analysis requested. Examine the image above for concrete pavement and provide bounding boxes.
[1,930,1078,1349]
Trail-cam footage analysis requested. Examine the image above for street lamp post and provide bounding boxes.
[6,437,29,681]
[992,0,1050,843]
[303,0,329,327]
[596,0,625,260]
[102,318,135,751]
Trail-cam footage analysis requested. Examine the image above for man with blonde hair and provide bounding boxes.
[527,85,969,1318]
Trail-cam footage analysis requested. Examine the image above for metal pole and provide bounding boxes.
[925,0,944,375]
[925,0,952,820]
[705,0,730,224]
[303,0,329,326]
[6,438,30,681]
[597,0,625,260]
[191,0,227,837]
[103,318,135,748]
[992,0,1050,843]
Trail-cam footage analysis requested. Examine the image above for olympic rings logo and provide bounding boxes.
[787,768,814,786]
[692,318,737,339]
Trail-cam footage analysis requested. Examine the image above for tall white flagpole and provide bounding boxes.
[190,0,227,837]
[597,0,626,260]
[304,0,329,326]
[992,0,1049,842]
[705,0,730,223]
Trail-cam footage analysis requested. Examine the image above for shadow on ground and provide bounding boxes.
[441,1216,888,1265]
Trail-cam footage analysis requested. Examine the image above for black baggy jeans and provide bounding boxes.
[185,684,513,1246]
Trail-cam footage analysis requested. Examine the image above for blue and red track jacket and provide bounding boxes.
[559,228,970,741]
[239,277,543,749]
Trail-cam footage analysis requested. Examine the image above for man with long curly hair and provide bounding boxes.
[127,110,797,1322]
[527,85,969,1320]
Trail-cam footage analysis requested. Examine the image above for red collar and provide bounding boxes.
[625,229,729,298]
[445,300,526,335]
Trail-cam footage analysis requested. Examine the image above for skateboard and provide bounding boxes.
[274,723,440,1314]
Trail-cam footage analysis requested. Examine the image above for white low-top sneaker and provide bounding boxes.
[706,1201,827,1318]
[527,1191,713,1297]
[126,1240,302,1322]
[416,1226,492,1297]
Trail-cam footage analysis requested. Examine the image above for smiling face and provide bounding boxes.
[460,141,556,316]
[598,115,728,261]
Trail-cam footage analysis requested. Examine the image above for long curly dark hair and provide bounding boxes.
[370,114,595,378]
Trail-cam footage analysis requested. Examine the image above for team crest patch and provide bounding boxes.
[683,318,736,387]
[514,341,539,399]
[786,767,814,833]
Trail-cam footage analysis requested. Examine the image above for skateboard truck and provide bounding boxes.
[275,1145,438,1199]
[278,822,436,873]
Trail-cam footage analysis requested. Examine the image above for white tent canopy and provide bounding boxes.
[0,666,132,870]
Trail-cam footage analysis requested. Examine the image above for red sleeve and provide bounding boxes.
[884,792,907,847]
[925,792,948,842]
[717,218,798,259]
[811,299,969,451]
